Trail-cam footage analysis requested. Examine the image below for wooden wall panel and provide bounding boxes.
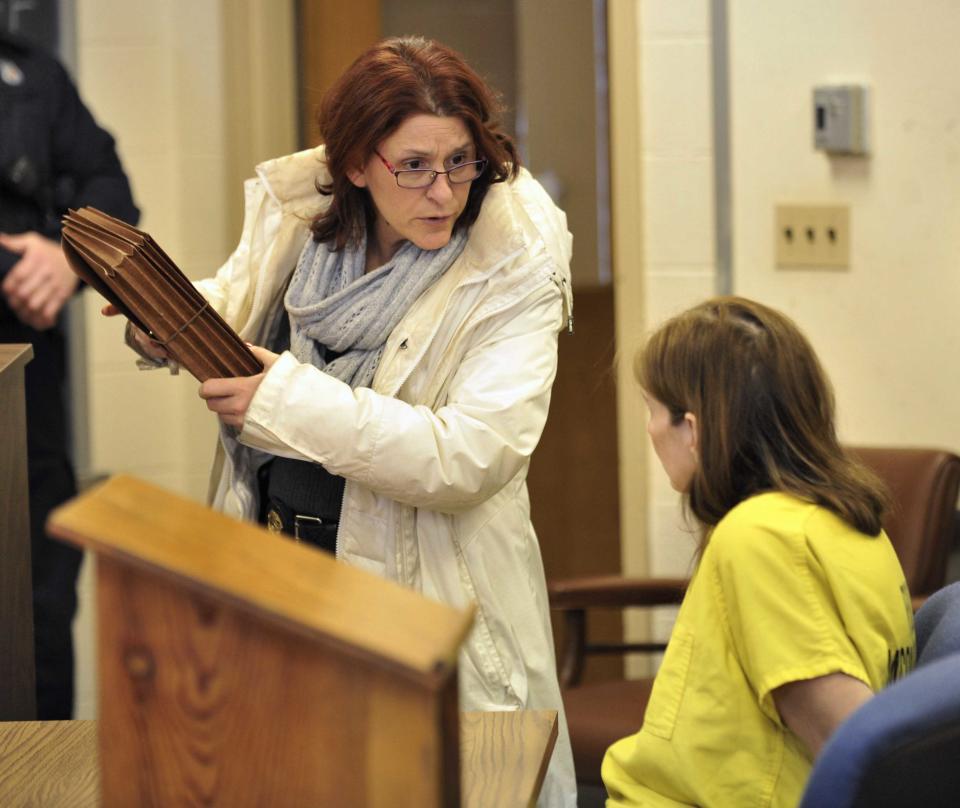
[297,0,381,148]
[529,288,623,682]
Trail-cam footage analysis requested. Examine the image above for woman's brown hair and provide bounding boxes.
[635,296,889,538]
[311,36,520,250]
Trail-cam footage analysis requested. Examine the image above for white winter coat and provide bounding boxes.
[196,147,577,806]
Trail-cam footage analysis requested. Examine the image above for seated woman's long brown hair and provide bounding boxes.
[636,296,890,546]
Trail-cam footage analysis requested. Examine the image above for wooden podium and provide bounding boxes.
[0,344,36,721]
[47,475,476,807]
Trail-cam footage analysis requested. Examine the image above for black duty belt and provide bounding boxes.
[264,495,338,555]
[259,457,345,556]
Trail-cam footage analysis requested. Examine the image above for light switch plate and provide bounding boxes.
[775,205,850,269]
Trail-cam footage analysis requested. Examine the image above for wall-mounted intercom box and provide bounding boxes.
[813,85,869,155]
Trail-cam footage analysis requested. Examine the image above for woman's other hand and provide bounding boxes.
[199,345,280,429]
[102,304,170,362]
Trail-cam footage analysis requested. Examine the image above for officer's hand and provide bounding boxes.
[0,232,79,330]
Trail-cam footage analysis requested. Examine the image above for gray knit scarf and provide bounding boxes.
[284,228,468,388]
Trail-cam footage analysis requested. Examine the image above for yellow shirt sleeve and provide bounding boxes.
[709,504,872,725]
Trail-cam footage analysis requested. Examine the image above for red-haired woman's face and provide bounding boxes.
[348,114,475,260]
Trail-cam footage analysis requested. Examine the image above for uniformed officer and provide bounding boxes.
[0,29,139,719]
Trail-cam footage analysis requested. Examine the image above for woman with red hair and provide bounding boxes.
[121,36,576,805]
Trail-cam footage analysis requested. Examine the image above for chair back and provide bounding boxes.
[798,652,960,808]
[916,580,960,663]
[849,447,960,598]
[799,583,960,808]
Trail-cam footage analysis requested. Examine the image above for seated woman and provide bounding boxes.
[603,297,916,807]
[115,36,576,806]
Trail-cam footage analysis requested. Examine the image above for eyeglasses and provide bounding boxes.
[375,150,487,189]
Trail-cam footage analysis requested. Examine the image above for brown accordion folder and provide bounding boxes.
[61,207,262,382]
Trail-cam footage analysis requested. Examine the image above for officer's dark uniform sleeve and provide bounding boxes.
[43,57,139,237]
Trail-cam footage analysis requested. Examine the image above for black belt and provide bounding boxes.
[257,457,345,556]
[263,495,338,555]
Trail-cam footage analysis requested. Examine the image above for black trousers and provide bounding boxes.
[29,456,82,719]
[2,310,83,720]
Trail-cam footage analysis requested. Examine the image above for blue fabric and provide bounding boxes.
[799,584,960,808]
[916,581,960,663]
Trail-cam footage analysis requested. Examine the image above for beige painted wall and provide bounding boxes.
[78,1,229,503]
[71,0,296,718]
[616,0,960,668]
[610,0,716,667]
[635,0,716,599]
[730,1,960,452]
